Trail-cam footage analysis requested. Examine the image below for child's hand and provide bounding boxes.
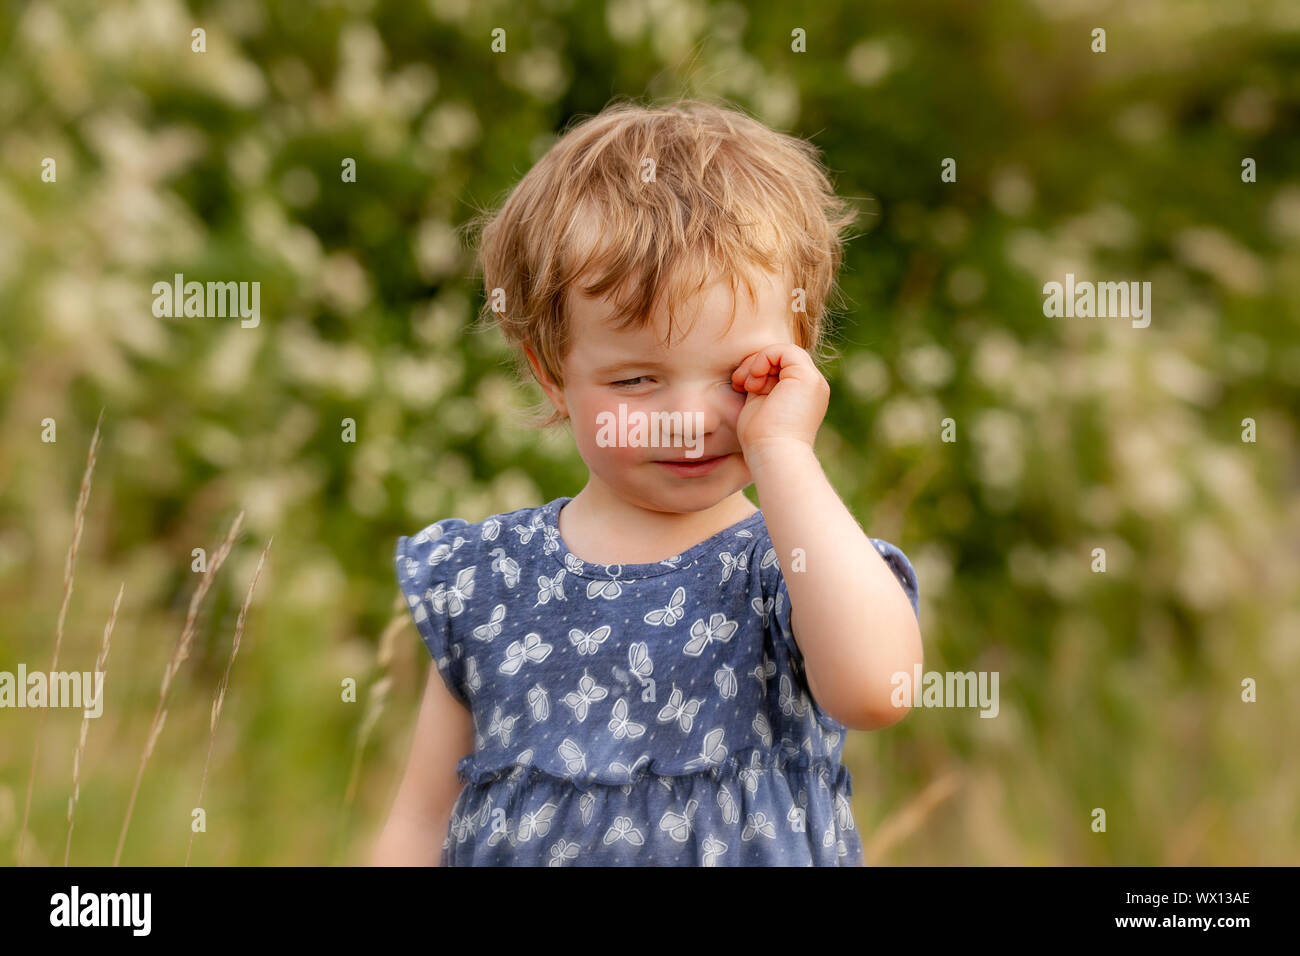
[731,344,829,461]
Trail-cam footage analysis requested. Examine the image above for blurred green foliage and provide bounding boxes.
[1,0,1297,865]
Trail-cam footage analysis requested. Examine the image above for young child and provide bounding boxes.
[375,98,923,867]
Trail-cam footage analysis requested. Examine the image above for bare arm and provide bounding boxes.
[731,344,923,733]
[748,438,924,732]
[370,665,474,866]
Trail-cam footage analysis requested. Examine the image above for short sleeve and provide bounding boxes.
[768,536,921,672]
[394,518,475,709]
[869,537,921,622]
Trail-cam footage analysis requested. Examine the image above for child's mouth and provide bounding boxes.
[653,454,727,477]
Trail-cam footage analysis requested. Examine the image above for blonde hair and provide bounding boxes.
[465,96,859,428]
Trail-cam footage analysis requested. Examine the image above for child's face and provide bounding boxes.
[538,267,794,515]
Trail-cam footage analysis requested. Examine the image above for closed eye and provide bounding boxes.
[611,376,650,388]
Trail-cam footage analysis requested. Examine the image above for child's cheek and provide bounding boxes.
[576,403,627,460]
[578,399,665,463]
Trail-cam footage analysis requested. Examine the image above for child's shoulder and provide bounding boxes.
[407,497,559,541]
[395,498,559,581]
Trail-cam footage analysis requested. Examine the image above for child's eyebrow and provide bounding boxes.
[592,360,667,376]
[593,354,756,377]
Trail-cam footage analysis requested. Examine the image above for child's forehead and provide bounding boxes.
[568,268,791,350]
[574,296,784,357]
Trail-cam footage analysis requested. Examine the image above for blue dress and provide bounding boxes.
[394,496,920,866]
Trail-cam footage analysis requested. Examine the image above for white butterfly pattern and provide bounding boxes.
[450,809,475,844]
[557,737,587,775]
[834,791,855,831]
[659,798,699,843]
[397,502,895,866]
[511,513,544,544]
[586,571,623,601]
[541,524,560,554]
[498,632,553,675]
[702,834,727,866]
[683,613,738,657]
[487,705,520,747]
[683,727,727,771]
[608,697,646,740]
[718,550,747,583]
[742,811,777,842]
[487,813,517,848]
[716,784,739,825]
[517,802,559,841]
[489,548,520,587]
[750,654,777,690]
[738,751,765,794]
[534,569,566,606]
[428,536,467,567]
[779,673,809,717]
[656,684,703,734]
[527,683,550,722]
[548,840,580,865]
[468,795,492,834]
[429,565,476,616]
[643,586,685,626]
[471,603,506,641]
[627,642,654,682]
[569,624,611,656]
[562,670,609,721]
[404,590,428,625]
[603,816,645,846]
[609,753,650,779]
[713,663,737,700]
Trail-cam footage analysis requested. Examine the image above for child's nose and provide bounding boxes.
[659,382,731,439]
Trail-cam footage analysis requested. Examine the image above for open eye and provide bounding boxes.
[611,376,650,388]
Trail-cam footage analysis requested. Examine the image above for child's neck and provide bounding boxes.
[558,483,758,566]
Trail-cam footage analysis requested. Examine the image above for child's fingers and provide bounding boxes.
[733,344,812,394]
[743,355,769,379]
[732,351,777,392]
[731,359,755,391]
[732,366,774,394]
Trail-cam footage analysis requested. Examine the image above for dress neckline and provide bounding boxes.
[539,496,766,581]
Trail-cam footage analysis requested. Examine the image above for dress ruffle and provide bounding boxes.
[444,748,862,866]
[455,745,854,797]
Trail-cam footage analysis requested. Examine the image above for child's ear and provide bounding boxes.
[523,344,568,418]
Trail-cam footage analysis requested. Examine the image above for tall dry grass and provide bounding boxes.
[185,536,273,866]
[64,581,123,866]
[17,408,103,866]
[333,593,408,863]
[113,510,245,866]
[17,409,274,865]
[863,769,963,863]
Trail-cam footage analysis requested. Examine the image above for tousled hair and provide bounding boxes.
[464,95,859,428]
